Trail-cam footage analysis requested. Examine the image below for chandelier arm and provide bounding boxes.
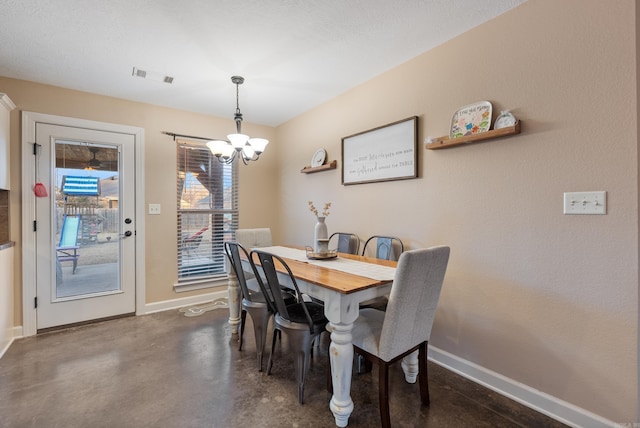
[215,151,236,164]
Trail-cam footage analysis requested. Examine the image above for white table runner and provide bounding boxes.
[256,246,396,281]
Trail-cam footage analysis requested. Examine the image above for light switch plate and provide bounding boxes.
[148,204,161,215]
[563,191,606,215]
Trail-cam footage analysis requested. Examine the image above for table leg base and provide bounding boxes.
[330,398,354,428]
[401,350,419,384]
[228,269,241,334]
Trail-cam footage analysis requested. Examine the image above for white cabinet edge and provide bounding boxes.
[0,94,16,111]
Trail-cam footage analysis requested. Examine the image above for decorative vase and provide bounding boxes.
[314,216,329,253]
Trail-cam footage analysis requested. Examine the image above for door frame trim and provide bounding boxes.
[21,112,146,336]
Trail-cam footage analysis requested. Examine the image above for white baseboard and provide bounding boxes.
[142,290,229,314]
[0,326,24,359]
[0,340,10,359]
[428,346,618,428]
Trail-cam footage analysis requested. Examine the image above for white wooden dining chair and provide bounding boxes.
[348,246,450,428]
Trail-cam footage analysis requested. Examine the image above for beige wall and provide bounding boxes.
[1,77,279,320]
[2,0,637,424]
[274,0,637,423]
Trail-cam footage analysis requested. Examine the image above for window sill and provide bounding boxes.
[174,276,228,293]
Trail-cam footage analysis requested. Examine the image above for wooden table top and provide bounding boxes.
[264,248,397,295]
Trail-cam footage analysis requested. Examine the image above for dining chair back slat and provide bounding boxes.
[329,232,360,255]
[250,250,308,325]
[362,235,404,261]
[224,241,254,302]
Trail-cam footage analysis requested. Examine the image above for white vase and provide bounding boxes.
[314,216,328,253]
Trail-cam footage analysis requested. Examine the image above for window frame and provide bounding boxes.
[174,139,238,290]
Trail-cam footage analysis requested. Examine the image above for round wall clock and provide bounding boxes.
[311,148,327,167]
[494,111,517,129]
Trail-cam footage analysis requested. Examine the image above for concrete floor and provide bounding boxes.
[0,308,568,428]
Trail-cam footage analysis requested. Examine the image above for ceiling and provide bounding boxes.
[0,0,525,127]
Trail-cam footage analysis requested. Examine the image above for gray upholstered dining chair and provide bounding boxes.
[235,227,272,248]
[348,246,450,428]
[329,232,360,255]
[224,241,294,371]
[250,249,328,404]
[361,235,404,261]
[235,227,273,284]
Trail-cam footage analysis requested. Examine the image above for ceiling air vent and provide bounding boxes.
[132,67,174,84]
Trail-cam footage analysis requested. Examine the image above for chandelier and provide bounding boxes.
[206,76,268,164]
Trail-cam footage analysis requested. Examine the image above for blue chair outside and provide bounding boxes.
[57,215,81,274]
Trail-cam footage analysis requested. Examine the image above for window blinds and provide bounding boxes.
[176,140,238,282]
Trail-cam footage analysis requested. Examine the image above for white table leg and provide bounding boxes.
[227,269,241,334]
[401,350,419,383]
[329,321,354,427]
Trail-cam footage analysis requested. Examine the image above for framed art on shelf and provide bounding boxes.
[449,101,492,138]
[341,116,418,185]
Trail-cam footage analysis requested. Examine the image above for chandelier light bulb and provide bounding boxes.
[248,138,268,154]
[227,133,250,149]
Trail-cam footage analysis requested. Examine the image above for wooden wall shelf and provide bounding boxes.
[426,121,521,150]
[301,160,337,174]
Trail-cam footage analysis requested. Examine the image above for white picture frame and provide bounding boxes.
[341,116,418,185]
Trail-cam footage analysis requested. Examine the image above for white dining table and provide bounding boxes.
[229,245,401,427]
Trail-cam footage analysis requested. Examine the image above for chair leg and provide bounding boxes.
[285,329,314,404]
[356,352,373,374]
[251,309,271,372]
[296,350,308,404]
[238,309,247,351]
[418,342,430,405]
[267,327,279,375]
[378,360,391,428]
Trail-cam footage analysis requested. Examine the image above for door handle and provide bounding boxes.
[121,230,133,238]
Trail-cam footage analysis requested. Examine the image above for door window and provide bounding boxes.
[54,142,120,298]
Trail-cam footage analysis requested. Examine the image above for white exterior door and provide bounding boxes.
[30,122,137,329]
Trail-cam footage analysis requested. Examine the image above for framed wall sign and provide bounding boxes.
[341,116,418,185]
